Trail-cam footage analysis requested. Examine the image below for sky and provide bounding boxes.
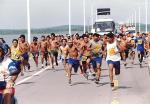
[0,0,149,29]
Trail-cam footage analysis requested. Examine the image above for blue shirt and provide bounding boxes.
[0,43,10,55]
[135,38,146,52]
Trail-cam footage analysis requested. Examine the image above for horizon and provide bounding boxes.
[0,23,150,30]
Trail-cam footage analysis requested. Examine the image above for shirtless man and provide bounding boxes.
[128,34,136,64]
[80,34,92,79]
[66,40,80,84]
[60,39,69,76]
[19,35,30,75]
[50,33,59,68]
[119,34,129,67]
[147,32,150,75]
[30,37,40,67]
[46,35,52,67]
[39,36,48,68]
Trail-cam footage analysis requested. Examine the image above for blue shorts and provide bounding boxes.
[107,60,120,75]
[22,52,29,61]
[91,57,102,69]
[12,60,22,68]
[68,58,79,72]
[8,60,21,75]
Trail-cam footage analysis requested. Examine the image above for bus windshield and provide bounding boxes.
[95,21,115,32]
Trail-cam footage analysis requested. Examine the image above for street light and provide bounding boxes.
[145,0,148,33]
[27,0,31,44]
[83,0,86,33]
[138,7,141,33]
[69,0,71,35]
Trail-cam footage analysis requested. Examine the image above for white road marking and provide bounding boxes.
[16,61,61,85]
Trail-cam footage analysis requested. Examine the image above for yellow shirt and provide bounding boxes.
[11,46,22,61]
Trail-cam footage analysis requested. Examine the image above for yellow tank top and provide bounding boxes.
[11,46,22,61]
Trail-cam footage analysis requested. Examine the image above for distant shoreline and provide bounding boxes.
[0,24,150,35]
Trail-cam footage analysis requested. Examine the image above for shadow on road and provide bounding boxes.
[71,82,90,86]
[53,69,64,72]
[101,75,109,77]
[17,82,35,86]
[125,66,135,69]
[118,86,132,89]
[102,69,108,71]
[96,82,110,87]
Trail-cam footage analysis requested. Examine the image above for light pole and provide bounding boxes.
[134,10,137,33]
[91,0,94,30]
[145,0,148,33]
[138,7,141,33]
[69,0,71,35]
[83,0,86,33]
[27,0,31,44]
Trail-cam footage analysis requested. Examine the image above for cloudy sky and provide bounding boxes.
[0,0,149,29]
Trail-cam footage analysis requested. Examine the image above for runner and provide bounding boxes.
[90,33,104,84]
[39,36,48,68]
[10,39,23,75]
[80,34,92,79]
[46,35,52,67]
[147,32,150,75]
[0,46,20,104]
[128,34,136,64]
[19,35,30,75]
[59,39,69,76]
[106,32,121,88]
[119,34,129,67]
[135,33,146,67]
[50,33,59,68]
[66,40,80,84]
[30,37,40,68]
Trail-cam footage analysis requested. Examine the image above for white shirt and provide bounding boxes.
[0,57,12,81]
[106,41,121,61]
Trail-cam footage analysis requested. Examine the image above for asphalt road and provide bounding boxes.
[15,57,150,104]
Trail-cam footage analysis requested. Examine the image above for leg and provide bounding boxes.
[95,63,101,84]
[108,62,114,84]
[3,89,14,104]
[44,52,48,66]
[41,52,45,68]
[68,64,72,84]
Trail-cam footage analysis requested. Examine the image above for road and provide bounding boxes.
[15,57,150,104]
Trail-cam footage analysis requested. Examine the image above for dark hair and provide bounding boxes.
[41,35,45,38]
[12,39,18,43]
[75,33,79,37]
[142,33,146,36]
[106,32,115,38]
[20,34,25,39]
[51,33,55,37]
[62,39,67,42]
[33,37,38,41]
[82,34,89,38]
[46,35,50,38]
[93,33,99,37]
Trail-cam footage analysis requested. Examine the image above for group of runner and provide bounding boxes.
[1,31,150,89]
